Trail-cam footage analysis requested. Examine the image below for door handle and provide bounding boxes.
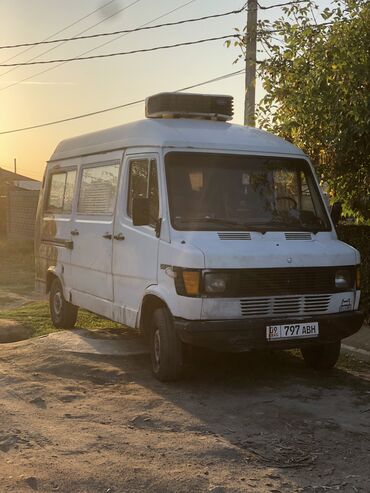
[103,232,112,239]
[71,229,79,236]
[114,233,125,241]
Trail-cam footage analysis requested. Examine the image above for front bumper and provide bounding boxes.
[174,310,364,352]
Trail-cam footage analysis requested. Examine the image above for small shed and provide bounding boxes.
[0,167,41,240]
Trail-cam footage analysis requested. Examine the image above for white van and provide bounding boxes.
[35,92,364,381]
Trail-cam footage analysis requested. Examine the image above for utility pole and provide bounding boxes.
[14,158,17,175]
[244,0,258,127]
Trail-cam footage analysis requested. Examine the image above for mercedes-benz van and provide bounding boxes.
[35,92,364,381]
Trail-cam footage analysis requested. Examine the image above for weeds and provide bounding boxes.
[0,301,123,338]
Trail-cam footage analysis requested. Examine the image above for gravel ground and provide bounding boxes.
[0,329,369,493]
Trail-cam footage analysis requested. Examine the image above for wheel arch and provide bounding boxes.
[46,267,63,294]
[139,293,171,339]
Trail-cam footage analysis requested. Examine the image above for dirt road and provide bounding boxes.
[0,329,369,493]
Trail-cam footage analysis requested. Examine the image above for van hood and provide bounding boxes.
[176,232,359,269]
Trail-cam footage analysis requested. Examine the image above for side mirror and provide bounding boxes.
[330,201,342,227]
[132,197,150,226]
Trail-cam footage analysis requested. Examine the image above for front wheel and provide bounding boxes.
[150,307,183,382]
[301,340,341,370]
[49,278,78,329]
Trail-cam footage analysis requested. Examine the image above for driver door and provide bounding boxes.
[112,153,161,327]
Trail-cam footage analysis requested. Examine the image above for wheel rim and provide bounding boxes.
[153,328,161,372]
[53,291,63,316]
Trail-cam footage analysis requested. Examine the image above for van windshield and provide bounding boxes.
[165,152,331,232]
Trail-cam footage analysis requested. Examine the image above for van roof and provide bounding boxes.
[49,118,305,162]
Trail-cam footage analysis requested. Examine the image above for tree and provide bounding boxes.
[234,0,370,221]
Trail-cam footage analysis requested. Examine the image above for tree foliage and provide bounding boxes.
[234,1,370,221]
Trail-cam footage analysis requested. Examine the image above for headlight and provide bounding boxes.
[335,270,351,289]
[204,272,231,294]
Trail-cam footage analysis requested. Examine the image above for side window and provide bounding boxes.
[78,163,120,215]
[63,170,76,212]
[127,160,148,217]
[127,159,159,227]
[46,169,76,213]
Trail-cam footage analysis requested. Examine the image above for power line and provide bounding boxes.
[0,0,198,93]
[0,35,238,67]
[1,1,309,57]
[0,69,245,135]
[0,0,117,64]
[179,69,245,91]
[262,20,336,34]
[0,0,143,78]
[0,4,248,50]
[258,1,308,9]
[57,0,200,69]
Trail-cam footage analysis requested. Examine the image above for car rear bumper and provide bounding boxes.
[174,310,364,352]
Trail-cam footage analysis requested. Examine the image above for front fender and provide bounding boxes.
[138,283,202,326]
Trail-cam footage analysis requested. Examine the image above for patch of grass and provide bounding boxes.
[289,347,370,376]
[337,351,370,374]
[0,301,123,338]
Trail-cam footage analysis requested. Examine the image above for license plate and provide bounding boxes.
[266,322,319,341]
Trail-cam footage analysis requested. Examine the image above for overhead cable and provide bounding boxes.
[0,4,248,50]
[262,20,336,34]
[0,35,239,67]
[258,0,309,9]
[0,0,118,64]
[0,69,245,135]
[0,0,143,76]
[0,0,198,93]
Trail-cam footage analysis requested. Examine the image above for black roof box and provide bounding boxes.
[145,92,233,121]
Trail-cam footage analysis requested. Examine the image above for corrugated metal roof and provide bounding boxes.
[0,167,38,182]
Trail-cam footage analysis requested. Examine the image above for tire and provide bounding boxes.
[150,307,183,382]
[301,340,341,370]
[49,278,78,329]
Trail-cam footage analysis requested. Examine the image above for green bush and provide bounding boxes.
[337,225,370,322]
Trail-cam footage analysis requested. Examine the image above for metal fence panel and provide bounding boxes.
[7,189,39,240]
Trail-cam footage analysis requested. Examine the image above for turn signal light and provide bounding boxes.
[182,271,200,296]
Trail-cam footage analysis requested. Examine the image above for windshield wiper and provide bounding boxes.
[243,220,325,234]
[271,212,326,233]
[177,217,326,234]
[178,217,246,228]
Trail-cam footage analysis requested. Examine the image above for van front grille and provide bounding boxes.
[240,294,331,318]
[237,267,351,296]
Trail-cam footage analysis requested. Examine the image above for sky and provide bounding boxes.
[0,0,331,180]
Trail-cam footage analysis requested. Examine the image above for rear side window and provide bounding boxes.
[78,163,120,215]
[46,170,76,213]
